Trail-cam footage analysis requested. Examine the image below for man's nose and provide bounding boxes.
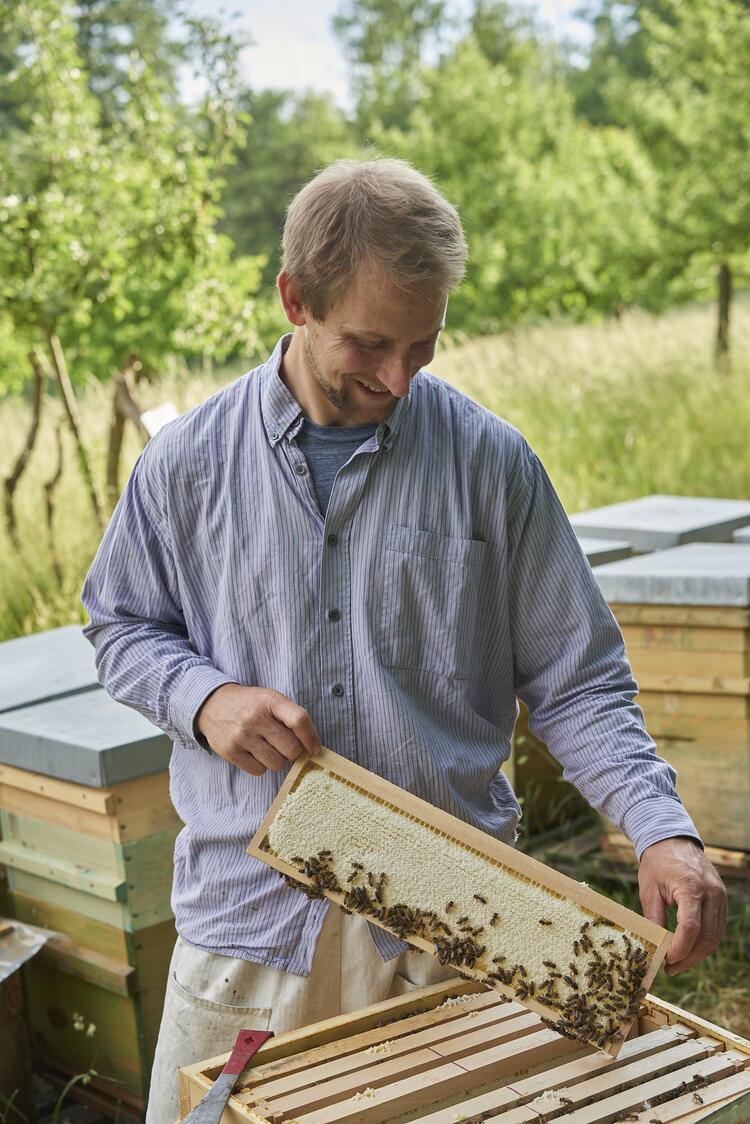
[376,355,412,398]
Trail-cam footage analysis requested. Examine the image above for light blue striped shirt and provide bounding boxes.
[81,335,700,975]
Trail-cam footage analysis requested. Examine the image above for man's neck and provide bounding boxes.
[279,330,330,425]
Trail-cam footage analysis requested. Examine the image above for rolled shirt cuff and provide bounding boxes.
[622,797,704,861]
[168,663,237,748]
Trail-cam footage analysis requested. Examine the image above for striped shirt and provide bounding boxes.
[81,335,700,976]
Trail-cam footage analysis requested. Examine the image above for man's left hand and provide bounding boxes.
[638,837,727,975]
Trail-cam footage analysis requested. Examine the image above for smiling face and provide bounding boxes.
[278,261,447,427]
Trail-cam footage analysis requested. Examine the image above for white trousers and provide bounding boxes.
[146,905,456,1123]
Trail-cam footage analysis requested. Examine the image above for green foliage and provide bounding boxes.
[566,1,666,125]
[0,0,262,394]
[220,89,357,286]
[334,0,447,131]
[566,0,750,319]
[0,0,116,342]
[0,313,30,397]
[325,0,748,334]
[372,36,663,332]
[2,0,747,373]
[469,0,545,69]
[623,0,750,265]
[74,0,185,123]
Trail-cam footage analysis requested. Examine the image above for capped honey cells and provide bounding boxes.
[266,766,655,1051]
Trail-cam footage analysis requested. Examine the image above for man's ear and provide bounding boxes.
[277,271,308,327]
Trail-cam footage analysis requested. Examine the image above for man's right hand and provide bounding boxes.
[195,684,322,776]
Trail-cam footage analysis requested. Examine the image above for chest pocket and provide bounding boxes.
[377,525,488,679]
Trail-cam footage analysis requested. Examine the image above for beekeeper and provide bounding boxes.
[82,158,726,1122]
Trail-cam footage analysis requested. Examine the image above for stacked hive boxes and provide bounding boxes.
[594,543,750,853]
[510,496,750,840]
[0,626,177,1110]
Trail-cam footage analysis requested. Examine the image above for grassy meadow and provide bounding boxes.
[2,297,749,643]
[1,299,749,1035]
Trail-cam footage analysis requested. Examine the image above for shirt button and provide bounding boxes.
[327,608,341,622]
[331,683,345,697]
[294,463,307,475]
[327,533,338,546]
[271,430,280,441]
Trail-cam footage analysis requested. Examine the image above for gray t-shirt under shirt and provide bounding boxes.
[296,417,378,516]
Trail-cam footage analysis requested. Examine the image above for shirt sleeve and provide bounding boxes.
[506,437,702,860]
[81,449,236,747]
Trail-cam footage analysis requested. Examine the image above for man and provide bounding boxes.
[82,159,726,1121]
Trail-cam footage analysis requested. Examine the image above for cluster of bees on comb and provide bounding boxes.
[277,849,650,1050]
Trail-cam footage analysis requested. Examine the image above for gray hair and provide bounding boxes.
[281,158,467,319]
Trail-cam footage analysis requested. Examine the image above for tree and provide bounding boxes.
[565,1,665,126]
[74,0,185,123]
[373,36,663,333]
[220,89,356,286]
[0,0,263,544]
[469,0,544,71]
[614,0,750,364]
[333,0,447,133]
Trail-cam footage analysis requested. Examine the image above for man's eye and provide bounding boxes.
[354,340,382,351]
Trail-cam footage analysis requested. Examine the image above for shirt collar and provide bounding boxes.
[260,334,412,451]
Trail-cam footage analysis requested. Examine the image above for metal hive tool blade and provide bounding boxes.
[182,1028,273,1124]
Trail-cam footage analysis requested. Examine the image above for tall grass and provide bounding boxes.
[433,299,750,513]
[1,298,749,641]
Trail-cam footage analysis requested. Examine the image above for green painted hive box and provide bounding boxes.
[0,627,179,1108]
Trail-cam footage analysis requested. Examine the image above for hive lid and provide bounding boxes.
[570,494,750,552]
[734,525,750,544]
[576,535,632,566]
[0,687,171,787]
[594,543,750,606]
[0,625,99,714]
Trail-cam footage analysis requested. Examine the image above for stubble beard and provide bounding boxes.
[302,332,385,425]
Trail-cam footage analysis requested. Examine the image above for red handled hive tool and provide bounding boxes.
[181,1027,273,1123]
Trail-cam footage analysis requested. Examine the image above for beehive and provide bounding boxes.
[249,749,671,1057]
[178,977,750,1122]
[570,495,750,554]
[0,626,178,1108]
[595,544,750,853]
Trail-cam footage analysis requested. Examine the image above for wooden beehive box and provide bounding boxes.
[595,544,750,853]
[248,748,672,1057]
[0,627,179,1108]
[178,977,750,1122]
